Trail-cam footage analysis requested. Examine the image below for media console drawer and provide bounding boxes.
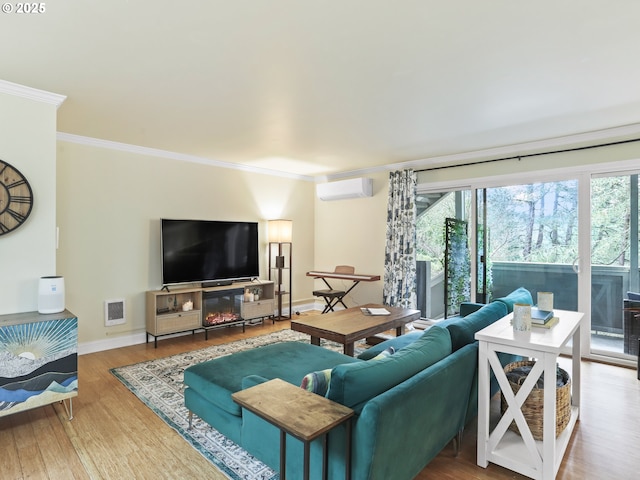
[242,299,275,320]
[156,311,201,334]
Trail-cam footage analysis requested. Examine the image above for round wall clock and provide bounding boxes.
[0,159,34,236]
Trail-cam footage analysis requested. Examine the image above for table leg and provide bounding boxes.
[477,341,489,467]
[344,342,355,357]
[280,429,286,480]
[395,325,405,336]
[322,434,328,480]
[303,440,310,480]
[345,418,352,480]
[572,325,581,408]
[311,336,320,346]
[542,353,557,480]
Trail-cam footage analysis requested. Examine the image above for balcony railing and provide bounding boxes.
[417,260,636,355]
[491,261,631,335]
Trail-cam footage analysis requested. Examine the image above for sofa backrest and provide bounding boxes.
[442,301,508,351]
[326,325,452,408]
[352,341,479,480]
[494,286,533,312]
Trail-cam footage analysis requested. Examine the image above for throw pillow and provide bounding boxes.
[300,369,332,396]
[368,346,395,360]
[300,347,395,396]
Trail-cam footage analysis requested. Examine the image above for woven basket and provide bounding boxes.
[500,360,571,440]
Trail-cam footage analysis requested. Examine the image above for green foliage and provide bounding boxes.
[486,181,579,263]
[416,193,469,276]
[417,177,637,267]
[416,175,638,312]
[591,176,632,266]
[445,218,471,315]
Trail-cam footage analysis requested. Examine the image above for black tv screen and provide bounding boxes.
[161,219,259,286]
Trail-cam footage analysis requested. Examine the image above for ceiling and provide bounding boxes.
[2,1,640,179]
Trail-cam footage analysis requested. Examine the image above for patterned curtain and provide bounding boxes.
[383,169,417,308]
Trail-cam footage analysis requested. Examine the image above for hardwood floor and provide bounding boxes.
[1,317,639,479]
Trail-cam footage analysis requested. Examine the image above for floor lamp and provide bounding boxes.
[268,219,292,321]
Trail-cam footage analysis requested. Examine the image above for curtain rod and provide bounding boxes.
[417,137,640,173]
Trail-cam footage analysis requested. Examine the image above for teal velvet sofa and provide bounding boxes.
[183,287,532,480]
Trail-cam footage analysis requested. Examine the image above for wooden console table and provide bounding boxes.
[475,309,583,480]
[0,310,78,420]
[232,378,354,480]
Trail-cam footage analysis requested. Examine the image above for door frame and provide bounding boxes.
[418,158,640,366]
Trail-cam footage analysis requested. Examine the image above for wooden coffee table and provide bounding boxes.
[291,304,421,356]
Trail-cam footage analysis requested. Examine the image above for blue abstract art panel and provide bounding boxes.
[0,315,78,417]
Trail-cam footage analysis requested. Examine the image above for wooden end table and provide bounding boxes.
[232,378,354,480]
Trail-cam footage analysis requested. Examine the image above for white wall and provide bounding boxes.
[0,88,61,314]
[56,141,316,350]
[313,171,390,306]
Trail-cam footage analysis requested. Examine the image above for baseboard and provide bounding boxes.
[78,332,148,355]
[79,302,320,355]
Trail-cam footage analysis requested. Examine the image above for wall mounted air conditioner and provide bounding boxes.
[316,177,373,201]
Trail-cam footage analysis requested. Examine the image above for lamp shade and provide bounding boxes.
[268,219,293,243]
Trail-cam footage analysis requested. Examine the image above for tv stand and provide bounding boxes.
[146,280,275,347]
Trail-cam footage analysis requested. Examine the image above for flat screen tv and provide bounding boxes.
[161,219,259,287]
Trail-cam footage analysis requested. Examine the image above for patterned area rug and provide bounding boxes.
[111,329,364,480]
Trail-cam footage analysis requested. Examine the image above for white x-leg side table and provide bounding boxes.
[475,309,583,480]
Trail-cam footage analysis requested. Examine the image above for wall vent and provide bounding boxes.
[105,299,126,327]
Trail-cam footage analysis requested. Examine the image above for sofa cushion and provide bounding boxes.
[327,325,452,408]
[357,331,422,360]
[184,341,359,416]
[494,287,533,312]
[445,301,508,351]
[460,302,485,317]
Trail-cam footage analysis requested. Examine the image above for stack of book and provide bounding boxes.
[531,307,558,328]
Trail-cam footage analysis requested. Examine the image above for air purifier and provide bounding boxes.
[38,276,65,314]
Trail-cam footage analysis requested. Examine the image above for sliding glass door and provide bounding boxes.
[590,173,639,359]
[417,167,640,365]
[482,180,580,310]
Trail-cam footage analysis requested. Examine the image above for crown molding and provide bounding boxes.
[0,79,66,108]
[56,132,315,181]
[55,122,640,183]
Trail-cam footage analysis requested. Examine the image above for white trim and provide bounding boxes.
[78,302,321,355]
[56,132,315,182]
[418,158,640,193]
[0,79,66,108]
[326,123,640,182]
[577,171,592,360]
[54,120,640,183]
[79,331,148,355]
